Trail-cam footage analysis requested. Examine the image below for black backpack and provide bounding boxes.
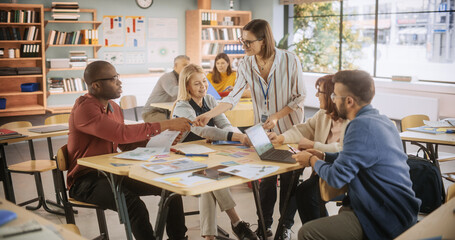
[407,155,445,213]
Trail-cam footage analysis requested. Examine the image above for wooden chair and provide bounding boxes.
[61,224,81,235]
[447,183,455,202]
[1,121,62,215]
[56,145,109,240]
[45,114,70,125]
[120,95,139,121]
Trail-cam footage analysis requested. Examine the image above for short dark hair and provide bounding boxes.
[83,60,113,85]
[243,19,275,59]
[315,74,340,121]
[174,55,190,65]
[333,70,375,105]
[211,53,233,84]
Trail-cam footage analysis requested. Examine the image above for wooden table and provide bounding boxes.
[150,100,255,127]
[0,197,86,239]
[0,124,69,204]
[400,131,455,165]
[395,197,455,239]
[78,141,302,240]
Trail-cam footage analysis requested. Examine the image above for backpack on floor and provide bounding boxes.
[407,155,444,213]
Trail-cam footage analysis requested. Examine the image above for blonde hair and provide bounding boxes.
[177,64,205,101]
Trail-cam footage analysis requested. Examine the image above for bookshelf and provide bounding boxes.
[44,8,100,113]
[0,3,46,117]
[186,9,251,68]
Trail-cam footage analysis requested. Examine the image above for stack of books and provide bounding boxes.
[0,10,40,23]
[69,51,87,68]
[47,77,87,93]
[51,2,80,20]
[47,77,65,93]
[0,128,26,141]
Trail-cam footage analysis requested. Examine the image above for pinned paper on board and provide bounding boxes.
[103,15,124,47]
[125,52,146,64]
[104,51,124,65]
[148,18,178,39]
[126,16,145,47]
[148,41,178,63]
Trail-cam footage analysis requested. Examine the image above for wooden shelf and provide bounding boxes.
[0,74,43,79]
[0,91,44,96]
[48,91,86,95]
[46,106,72,114]
[0,57,42,61]
[201,25,243,29]
[45,20,102,28]
[0,40,41,44]
[0,105,45,117]
[46,44,102,52]
[202,40,240,44]
[47,67,85,72]
[0,22,41,26]
[202,54,245,59]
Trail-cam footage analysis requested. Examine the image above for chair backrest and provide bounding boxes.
[447,184,455,203]
[120,95,137,110]
[45,114,70,125]
[1,121,32,129]
[401,114,430,132]
[57,144,69,171]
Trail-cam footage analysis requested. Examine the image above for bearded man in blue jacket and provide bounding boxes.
[294,70,420,240]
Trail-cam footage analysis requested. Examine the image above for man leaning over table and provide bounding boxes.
[66,60,192,240]
[292,70,421,240]
[142,55,190,122]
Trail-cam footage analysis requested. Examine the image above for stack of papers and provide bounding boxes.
[219,164,279,180]
[423,120,455,128]
[114,147,166,161]
[407,126,452,134]
[142,158,207,175]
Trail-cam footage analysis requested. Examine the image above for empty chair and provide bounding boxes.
[1,121,61,215]
[56,144,109,240]
[120,95,139,121]
[401,114,429,132]
[45,114,70,125]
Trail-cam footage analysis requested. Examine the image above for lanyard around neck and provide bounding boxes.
[258,76,272,106]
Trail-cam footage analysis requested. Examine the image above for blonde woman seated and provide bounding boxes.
[173,64,258,240]
[267,74,349,225]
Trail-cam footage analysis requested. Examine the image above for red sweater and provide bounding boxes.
[67,94,161,188]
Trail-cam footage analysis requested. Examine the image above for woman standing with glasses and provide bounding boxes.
[267,74,349,225]
[194,19,306,239]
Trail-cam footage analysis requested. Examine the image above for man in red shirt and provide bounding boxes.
[67,61,192,240]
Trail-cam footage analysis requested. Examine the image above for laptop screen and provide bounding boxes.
[245,124,274,156]
[205,77,221,100]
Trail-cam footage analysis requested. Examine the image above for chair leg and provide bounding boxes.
[64,204,76,224]
[96,208,109,240]
[25,172,65,215]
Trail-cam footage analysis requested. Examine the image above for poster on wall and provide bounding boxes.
[125,16,145,47]
[103,15,124,47]
[148,41,178,63]
[148,18,178,39]
[104,51,124,65]
[126,52,146,64]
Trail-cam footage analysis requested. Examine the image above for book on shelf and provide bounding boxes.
[0,10,40,23]
[49,77,87,92]
[47,29,98,45]
[51,2,79,20]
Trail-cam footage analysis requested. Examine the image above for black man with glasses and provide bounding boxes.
[67,60,192,240]
[194,19,306,240]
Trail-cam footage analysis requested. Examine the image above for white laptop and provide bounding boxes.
[245,124,296,164]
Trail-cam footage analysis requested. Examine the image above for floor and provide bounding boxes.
[1,131,454,240]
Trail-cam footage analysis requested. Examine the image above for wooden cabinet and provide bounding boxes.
[0,4,46,117]
[44,8,101,114]
[185,9,251,67]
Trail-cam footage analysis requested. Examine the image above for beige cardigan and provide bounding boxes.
[281,109,349,153]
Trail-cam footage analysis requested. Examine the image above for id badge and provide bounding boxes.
[261,114,268,123]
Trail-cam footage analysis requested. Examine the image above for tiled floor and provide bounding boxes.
[1,135,454,239]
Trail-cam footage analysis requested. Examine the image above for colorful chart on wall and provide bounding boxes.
[103,15,124,47]
[104,51,124,65]
[148,18,178,39]
[148,41,178,63]
[125,16,145,47]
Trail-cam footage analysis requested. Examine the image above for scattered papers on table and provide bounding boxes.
[154,172,214,187]
[219,164,279,180]
[174,144,216,154]
[142,158,207,174]
[407,126,449,134]
[423,120,454,128]
[146,130,180,152]
[114,147,166,161]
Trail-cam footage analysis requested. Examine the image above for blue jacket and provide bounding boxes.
[314,105,420,239]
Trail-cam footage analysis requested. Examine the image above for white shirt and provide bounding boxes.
[222,48,306,134]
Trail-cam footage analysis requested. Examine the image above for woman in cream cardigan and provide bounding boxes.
[173,64,257,240]
[268,74,349,224]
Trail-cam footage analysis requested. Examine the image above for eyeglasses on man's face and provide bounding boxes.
[330,92,347,102]
[93,74,120,83]
[239,37,263,48]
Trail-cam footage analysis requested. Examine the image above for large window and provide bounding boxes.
[291,0,455,83]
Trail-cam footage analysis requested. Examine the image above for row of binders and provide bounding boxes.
[47,29,99,45]
[0,27,39,41]
[0,9,40,23]
[202,43,245,55]
[20,44,40,57]
[47,77,88,93]
[51,1,80,20]
[202,28,242,41]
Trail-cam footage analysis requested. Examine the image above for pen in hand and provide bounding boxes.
[287,144,297,154]
[173,115,193,126]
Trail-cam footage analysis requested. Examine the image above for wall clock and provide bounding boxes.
[136,0,153,9]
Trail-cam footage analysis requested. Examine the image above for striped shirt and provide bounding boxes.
[221,48,306,134]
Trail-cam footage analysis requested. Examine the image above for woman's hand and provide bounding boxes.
[298,137,315,150]
[263,114,279,130]
[239,134,252,147]
[193,112,213,127]
[267,132,284,144]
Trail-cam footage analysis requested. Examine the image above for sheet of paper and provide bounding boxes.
[219,164,279,180]
[174,144,216,154]
[114,147,165,161]
[103,15,124,47]
[125,16,145,47]
[153,172,214,187]
[142,158,207,175]
[146,130,180,152]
